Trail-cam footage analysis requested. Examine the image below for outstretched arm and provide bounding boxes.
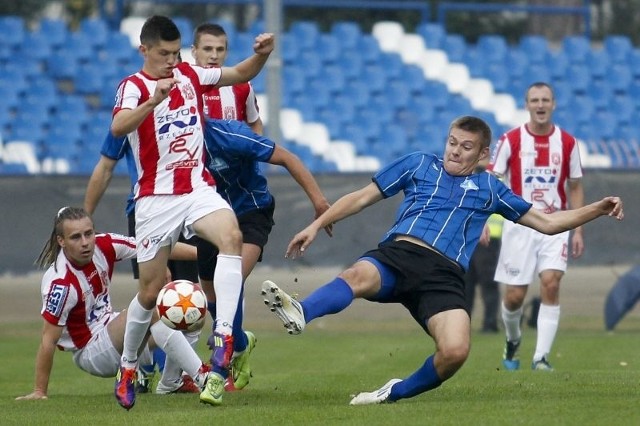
[517,196,623,235]
[84,155,118,215]
[218,33,274,87]
[269,145,332,236]
[16,321,63,401]
[568,178,585,258]
[286,182,384,258]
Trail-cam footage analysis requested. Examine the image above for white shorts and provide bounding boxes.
[72,313,121,377]
[135,186,232,262]
[72,312,152,377]
[494,220,569,285]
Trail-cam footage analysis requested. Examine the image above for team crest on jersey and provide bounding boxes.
[182,83,196,101]
[45,284,68,317]
[223,106,237,119]
[460,179,479,191]
[552,152,561,165]
[208,156,229,171]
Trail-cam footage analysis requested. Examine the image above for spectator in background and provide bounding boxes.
[106,15,273,409]
[464,209,503,333]
[489,82,585,371]
[262,115,622,405]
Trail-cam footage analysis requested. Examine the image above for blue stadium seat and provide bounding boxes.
[383,80,411,109]
[39,18,68,48]
[20,31,53,61]
[552,81,572,109]
[505,49,529,79]
[483,63,510,93]
[0,86,20,110]
[322,65,347,93]
[361,65,387,94]
[610,95,635,124]
[331,95,357,124]
[416,22,445,49]
[47,50,79,80]
[330,21,362,50]
[340,123,370,154]
[518,35,549,64]
[565,64,590,94]
[587,81,613,110]
[5,56,43,80]
[546,51,570,81]
[316,33,341,64]
[289,21,320,50]
[562,35,591,63]
[553,109,577,134]
[520,64,551,89]
[629,49,640,79]
[55,95,88,118]
[0,15,25,48]
[296,51,322,78]
[18,97,52,121]
[403,65,428,94]
[342,81,370,107]
[477,34,508,62]
[336,53,364,81]
[442,34,467,63]
[282,65,306,97]
[0,162,29,175]
[79,17,109,48]
[423,80,451,110]
[29,79,58,102]
[65,31,94,63]
[357,35,383,64]
[281,33,300,64]
[586,49,610,81]
[607,64,633,92]
[592,112,617,141]
[604,35,633,64]
[8,122,44,145]
[572,95,595,125]
[173,16,194,47]
[73,66,105,95]
[104,32,137,63]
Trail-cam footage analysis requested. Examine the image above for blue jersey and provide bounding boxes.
[373,152,532,270]
[99,132,137,216]
[203,119,274,216]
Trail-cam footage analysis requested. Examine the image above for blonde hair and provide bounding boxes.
[35,207,92,270]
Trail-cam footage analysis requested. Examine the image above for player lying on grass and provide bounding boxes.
[16,207,210,402]
[262,115,624,405]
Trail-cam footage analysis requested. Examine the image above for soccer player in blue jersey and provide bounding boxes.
[198,118,331,390]
[262,115,624,405]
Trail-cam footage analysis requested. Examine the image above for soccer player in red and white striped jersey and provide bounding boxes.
[110,15,273,409]
[488,82,585,371]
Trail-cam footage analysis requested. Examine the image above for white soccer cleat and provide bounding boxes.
[261,280,305,335]
[349,378,402,406]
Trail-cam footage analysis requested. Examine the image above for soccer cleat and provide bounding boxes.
[135,367,153,394]
[532,357,554,371]
[261,280,305,335]
[229,331,257,390]
[210,332,234,371]
[502,339,521,370]
[349,378,402,405]
[199,372,225,406]
[193,364,211,390]
[155,377,200,394]
[114,366,136,410]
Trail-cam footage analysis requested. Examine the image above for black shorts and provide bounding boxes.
[197,201,275,281]
[127,213,199,282]
[362,240,468,332]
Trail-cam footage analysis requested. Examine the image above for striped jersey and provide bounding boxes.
[488,124,583,213]
[202,119,274,216]
[202,82,260,124]
[40,233,137,352]
[373,152,532,271]
[113,62,222,199]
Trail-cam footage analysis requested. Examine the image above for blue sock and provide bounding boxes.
[233,286,247,352]
[389,355,442,401]
[301,278,354,323]
[152,347,166,373]
[207,301,216,322]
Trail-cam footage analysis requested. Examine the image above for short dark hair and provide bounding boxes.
[450,116,493,149]
[140,15,181,46]
[525,81,555,101]
[193,23,227,47]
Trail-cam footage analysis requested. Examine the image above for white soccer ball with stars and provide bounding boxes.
[156,280,207,331]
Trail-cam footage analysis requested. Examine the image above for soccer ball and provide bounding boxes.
[156,280,207,331]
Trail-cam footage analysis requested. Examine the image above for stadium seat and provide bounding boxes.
[20,31,53,61]
[520,63,551,88]
[104,32,137,63]
[383,79,412,109]
[546,51,570,81]
[39,18,68,48]
[0,86,20,110]
[440,63,470,94]
[609,95,635,124]
[603,35,633,64]
[518,35,549,64]
[586,49,611,81]
[607,64,633,92]
[341,81,370,107]
[562,35,591,63]
[296,51,322,78]
[73,66,105,95]
[330,21,362,50]
[316,33,341,64]
[331,95,357,124]
[357,35,383,64]
[281,33,300,64]
[296,122,330,156]
[361,65,387,94]
[47,50,79,80]
[588,81,613,110]
[592,112,617,141]
[1,141,40,173]
[505,49,529,80]
[416,22,445,49]
[173,16,194,47]
[321,65,347,93]
[418,49,449,80]
[340,123,369,154]
[79,17,109,48]
[5,56,43,80]
[372,21,405,53]
[483,63,510,93]
[441,34,467,63]
[289,21,320,50]
[64,31,93,62]
[477,34,508,62]
[0,15,25,48]
[403,64,428,94]
[572,95,595,125]
[336,53,364,81]
[565,64,590,94]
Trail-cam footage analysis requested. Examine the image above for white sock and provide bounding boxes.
[150,321,202,379]
[213,254,242,335]
[184,329,201,350]
[121,294,153,368]
[501,301,523,343]
[533,304,560,362]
